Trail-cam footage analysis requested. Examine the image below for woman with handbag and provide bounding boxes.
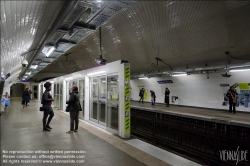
[66,86,82,134]
[42,82,54,132]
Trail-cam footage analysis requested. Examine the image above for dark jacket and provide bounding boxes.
[151,92,156,101]
[66,91,81,112]
[226,89,238,103]
[139,89,144,97]
[42,90,53,105]
[164,90,170,103]
[22,91,30,101]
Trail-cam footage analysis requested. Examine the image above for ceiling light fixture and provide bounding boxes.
[139,77,149,79]
[172,74,187,77]
[229,69,250,72]
[65,77,73,80]
[87,70,106,76]
[46,46,55,57]
[30,65,38,69]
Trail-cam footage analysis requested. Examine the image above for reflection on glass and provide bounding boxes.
[92,78,98,99]
[79,80,85,120]
[99,77,106,99]
[59,83,63,109]
[91,100,98,120]
[107,102,118,130]
[99,101,106,123]
[107,75,119,101]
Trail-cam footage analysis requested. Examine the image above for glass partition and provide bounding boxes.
[79,79,85,120]
[40,84,43,101]
[106,75,119,133]
[90,78,98,122]
[59,83,63,110]
[107,75,119,101]
[98,77,106,125]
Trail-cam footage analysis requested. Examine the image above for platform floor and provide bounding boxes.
[1,99,201,166]
[131,101,250,124]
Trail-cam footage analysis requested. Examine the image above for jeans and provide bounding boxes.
[43,105,54,129]
[70,111,79,131]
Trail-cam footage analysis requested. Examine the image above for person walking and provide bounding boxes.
[150,90,156,105]
[165,87,170,107]
[139,88,145,103]
[42,82,54,132]
[66,86,81,134]
[22,88,30,108]
[226,86,238,114]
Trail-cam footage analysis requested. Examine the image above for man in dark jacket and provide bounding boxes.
[165,87,170,107]
[139,88,145,103]
[226,86,238,114]
[42,82,54,131]
[150,90,156,105]
[66,86,81,134]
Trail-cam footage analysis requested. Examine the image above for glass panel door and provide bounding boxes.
[40,84,43,101]
[106,75,119,134]
[79,79,84,120]
[98,77,106,125]
[90,78,98,122]
[59,83,63,110]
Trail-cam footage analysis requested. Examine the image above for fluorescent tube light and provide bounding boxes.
[229,69,250,72]
[87,70,106,76]
[139,77,148,79]
[46,46,55,57]
[172,74,187,77]
[65,77,73,80]
[102,81,106,83]
[30,65,38,69]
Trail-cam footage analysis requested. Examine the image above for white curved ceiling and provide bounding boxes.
[37,1,250,79]
[1,0,66,77]
[1,1,250,82]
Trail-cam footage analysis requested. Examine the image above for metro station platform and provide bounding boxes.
[0,99,201,166]
[130,101,250,125]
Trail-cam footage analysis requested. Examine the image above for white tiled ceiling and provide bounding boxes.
[0,0,66,76]
[38,1,250,78]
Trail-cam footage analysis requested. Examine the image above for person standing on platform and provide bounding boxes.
[150,90,156,105]
[42,82,54,132]
[226,86,238,114]
[22,88,30,108]
[165,87,170,107]
[139,88,145,103]
[66,86,81,134]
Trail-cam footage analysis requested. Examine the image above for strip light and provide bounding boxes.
[87,70,106,76]
[46,47,55,57]
[30,65,38,69]
[65,77,73,80]
[172,74,187,77]
[139,77,148,79]
[229,69,250,72]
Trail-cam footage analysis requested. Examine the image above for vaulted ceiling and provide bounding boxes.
[1,1,250,82]
[1,0,68,78]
